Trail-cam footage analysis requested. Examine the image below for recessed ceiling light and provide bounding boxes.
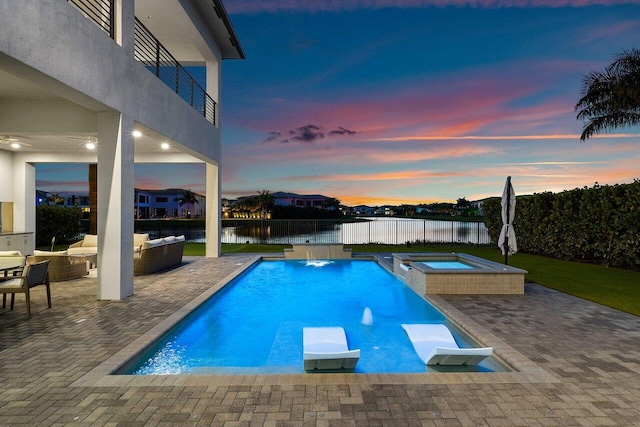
[161,142,170,150]
[86,142,96,150]
[133,131,142,138]
[10,143,20,149]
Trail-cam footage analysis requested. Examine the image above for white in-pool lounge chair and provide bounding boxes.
[401,324,492,366]
[303,327,360,371]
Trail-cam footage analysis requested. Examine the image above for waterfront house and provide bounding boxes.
[0,0,244,299]
[135,188,206,219]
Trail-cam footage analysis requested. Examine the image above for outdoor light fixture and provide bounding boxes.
[10,143,20,149]
[86,142,96,150]
[133,130,142,138]
[161,142,170,150]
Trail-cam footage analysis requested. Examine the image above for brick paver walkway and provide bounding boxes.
[1,254,639,426]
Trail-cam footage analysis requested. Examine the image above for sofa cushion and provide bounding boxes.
[134,233,149,247]
[0,251,23,256]
[175,235,186,242]
[68,247,97,255]
[142,239,164,249]
[163,236,176,244]
[34,250,69,257]
[83,234,98,247]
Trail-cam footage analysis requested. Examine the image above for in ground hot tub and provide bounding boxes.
[393,253,527,295]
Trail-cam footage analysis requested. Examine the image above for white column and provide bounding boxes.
[206,58,220,107]
[11,157,36,254]
[97,112,135,299]
[205,162,220,257]
[0,151,12,201]
[115,0,135,55]
[205,54,222,257]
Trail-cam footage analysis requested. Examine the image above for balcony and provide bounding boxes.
[67,0,216,125]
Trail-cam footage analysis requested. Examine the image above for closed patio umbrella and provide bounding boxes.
[498,176,517,264]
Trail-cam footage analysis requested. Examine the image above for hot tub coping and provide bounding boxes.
[393,252,528,275]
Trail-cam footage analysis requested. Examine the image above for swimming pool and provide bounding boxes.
[119,259,501,374]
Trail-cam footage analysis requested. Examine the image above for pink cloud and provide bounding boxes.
[285,170,467,183]
[134,177,169,190]
[226,0,635,14]
[36,180,88,191]
[236,59,587,145]
[579,20,640,44]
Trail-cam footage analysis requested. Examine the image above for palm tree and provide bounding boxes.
[322,197,341,211]
[174,189,199,218]
[575,48,640,141]
[256,190,274,219]
[46,192,64,205]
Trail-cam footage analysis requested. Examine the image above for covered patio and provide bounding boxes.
[1,0,244,301]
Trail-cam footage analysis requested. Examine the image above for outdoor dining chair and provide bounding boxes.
[0,260,51,319]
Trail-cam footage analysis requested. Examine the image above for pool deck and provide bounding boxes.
[1,254,639,425]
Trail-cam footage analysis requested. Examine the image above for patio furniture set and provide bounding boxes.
[0,233,185,318]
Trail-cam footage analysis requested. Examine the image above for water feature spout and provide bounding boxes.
[361,307,373,326]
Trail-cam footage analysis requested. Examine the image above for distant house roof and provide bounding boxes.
[271,191,328,200]
[135,188,205,197]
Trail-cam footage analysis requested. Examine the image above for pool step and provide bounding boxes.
[266,321,303,367]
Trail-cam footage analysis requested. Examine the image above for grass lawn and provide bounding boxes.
[198,243,640,317]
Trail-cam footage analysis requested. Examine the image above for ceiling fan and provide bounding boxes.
[0,136,33,148]
[65,135,99,150]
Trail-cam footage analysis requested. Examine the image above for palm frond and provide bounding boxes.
[576,48,640,141]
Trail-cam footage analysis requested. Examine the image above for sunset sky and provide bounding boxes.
[36,0,640,206]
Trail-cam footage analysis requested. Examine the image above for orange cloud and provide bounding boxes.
[284,169,468,183]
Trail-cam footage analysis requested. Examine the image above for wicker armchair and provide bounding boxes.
[31,250,88,281]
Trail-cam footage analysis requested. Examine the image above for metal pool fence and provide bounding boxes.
[220,218,491,246]
[127,218,491,245]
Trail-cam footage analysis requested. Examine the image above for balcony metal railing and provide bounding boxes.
[67,0,114,39]
[134,18,216,125]
[66,1,216,125]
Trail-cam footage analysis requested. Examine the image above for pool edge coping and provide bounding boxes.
[71,255,558,388]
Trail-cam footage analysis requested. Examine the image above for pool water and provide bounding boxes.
[124,260,496,374]
[420,260,476,269]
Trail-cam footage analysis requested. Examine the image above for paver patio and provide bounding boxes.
[1,254,639,426]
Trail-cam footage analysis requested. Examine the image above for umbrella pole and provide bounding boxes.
[504,177,510,265]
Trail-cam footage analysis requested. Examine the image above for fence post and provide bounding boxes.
[421,219,426,245]
[396,220,398,245]
[451,221,454,244]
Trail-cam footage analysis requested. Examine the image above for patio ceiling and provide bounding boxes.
[0,69,190,158]
[0,0,241,160]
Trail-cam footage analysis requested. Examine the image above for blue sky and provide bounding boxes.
[37,0,640,206]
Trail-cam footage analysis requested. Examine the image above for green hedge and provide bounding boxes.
[483,181,640,269]
[36,205,83,247]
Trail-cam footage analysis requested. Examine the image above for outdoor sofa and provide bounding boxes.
[68,233,149,255]
[134,235,185,275]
